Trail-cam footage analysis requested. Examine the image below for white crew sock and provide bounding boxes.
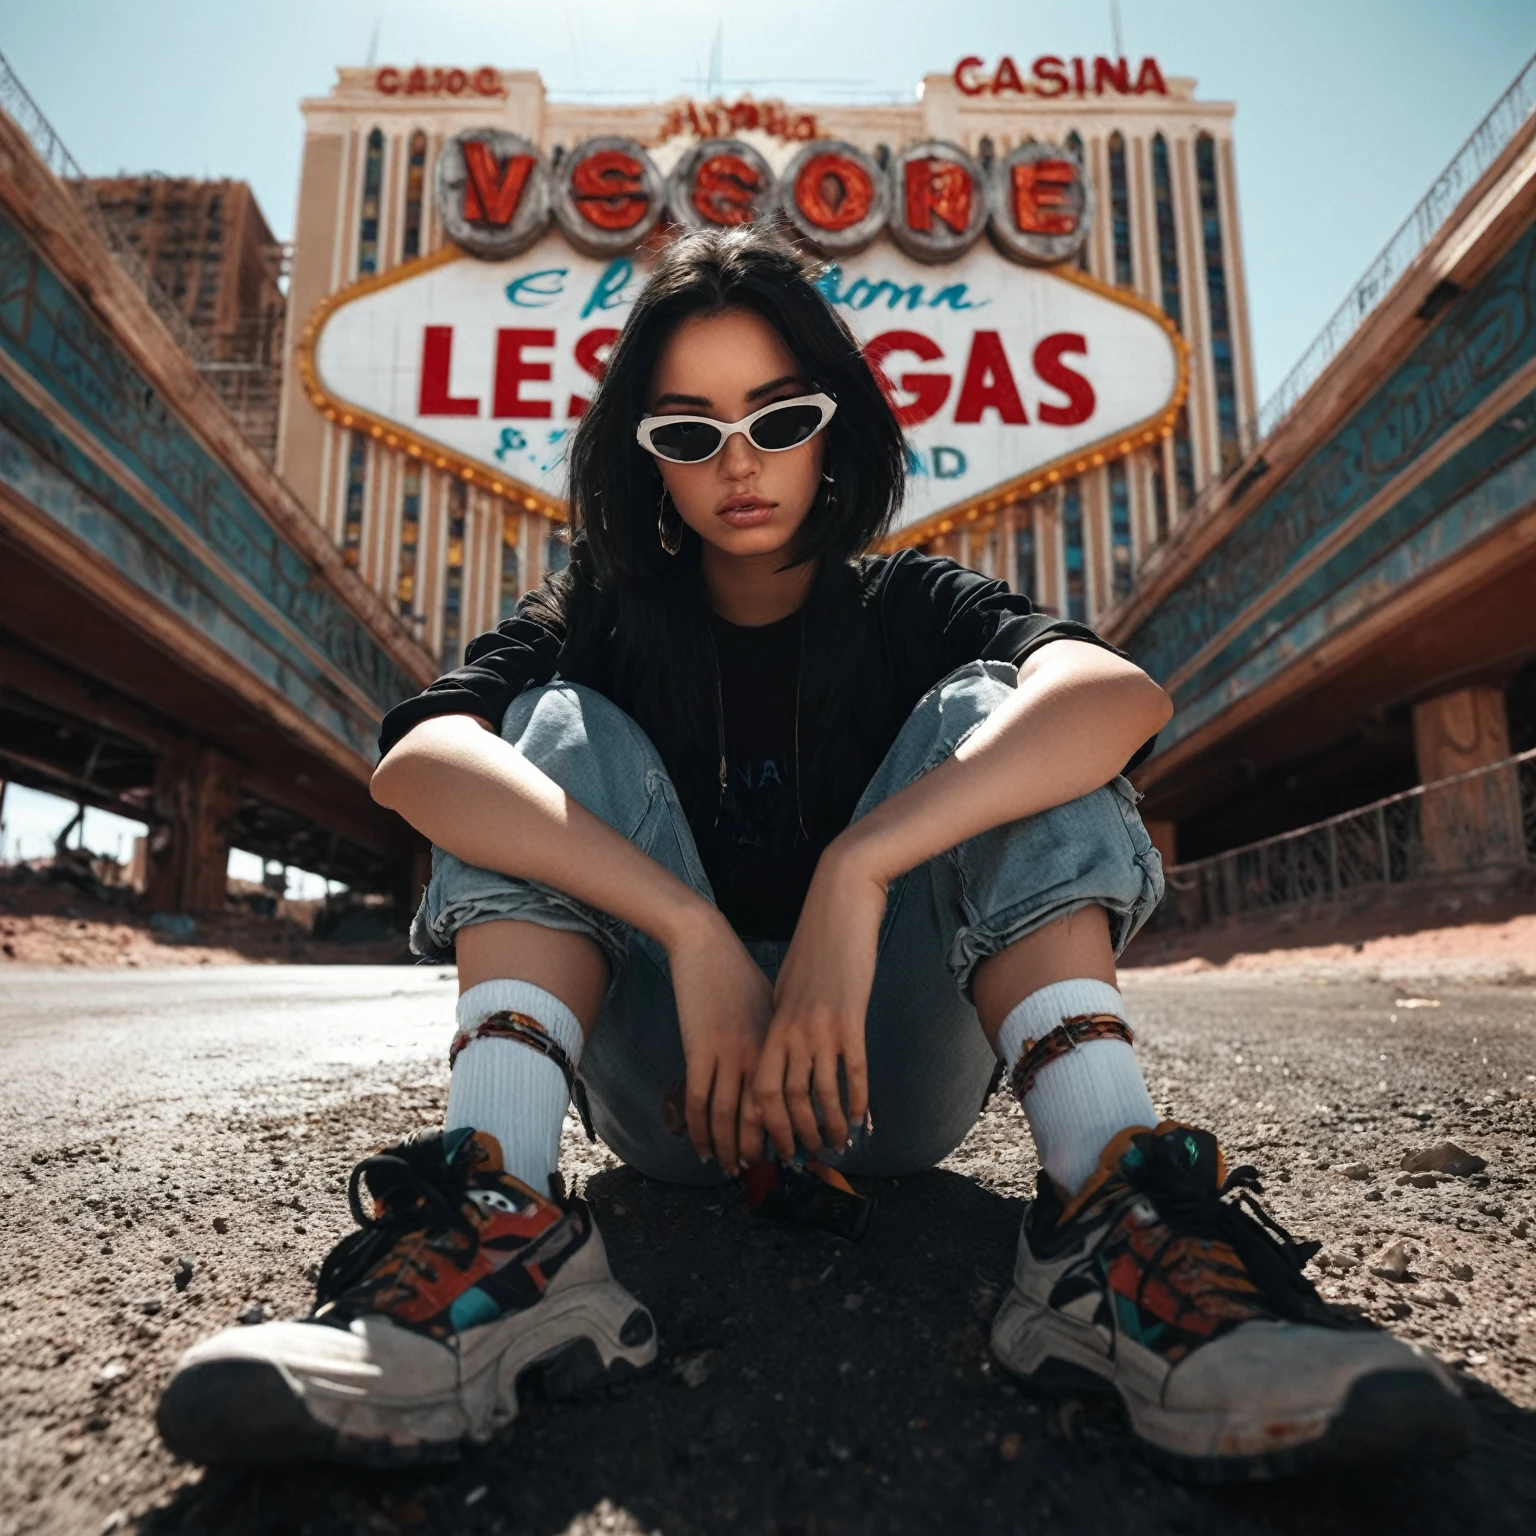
[445,979,586,1197]
[995,978,1158,1196]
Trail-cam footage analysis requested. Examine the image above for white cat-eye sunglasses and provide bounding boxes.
[635,392,837,464]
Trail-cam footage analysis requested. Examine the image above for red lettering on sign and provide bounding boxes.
[418,327,480,417]
[905,160,972,236]
[691,153,763,225]
[1011,160,1077,235]
[1031,56,1069,97]
[1034,334,1095,425]
[473,66,504,96]
[953,55,986,95]
[955,333,1027,425]
[954,55,1166,98]
[493,329,555,418]
[794,152,874,232]
[445,67,468,94]
[375,66,401,95]
[567,327,621,417]
[462,142,536,225]
[990,55,1025,95]
[405,66,428,95]
[864,332,951,427]
[570,150,650,230]
[1093,56,1130,95]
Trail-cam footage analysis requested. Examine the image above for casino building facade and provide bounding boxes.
[276,60,1255,666]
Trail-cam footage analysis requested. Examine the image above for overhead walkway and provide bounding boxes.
[1108,59,1536,868]
[0,103,437,909]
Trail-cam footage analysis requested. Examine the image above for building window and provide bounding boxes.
[358,128,384,276]
[442,480,467,667]
[1109,461,1134,600]
[1108,132,1133,287]
[395,461,421,616]
[1151,135,1181,326]
[1014,509,1038,599]
[545,526,570,575]
[342,431,367,567]
[1196,134,1240,470]
[1062,481,1086,622]
[1173,403,1197,513]
[1152,132,1192,524]
[403,130,427,260]
[1066,133,1089,272]
[500,516,522,620]
[1151,455,1170,543]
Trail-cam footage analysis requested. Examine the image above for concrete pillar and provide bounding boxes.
[144,743,240,913]
[1411,685,1523,873]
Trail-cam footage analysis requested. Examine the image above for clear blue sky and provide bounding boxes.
[5,0,1533,404]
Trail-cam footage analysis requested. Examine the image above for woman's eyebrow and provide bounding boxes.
[745,374,806,402]
[652,391,712,409]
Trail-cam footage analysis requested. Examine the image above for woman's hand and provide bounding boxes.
[746,844,888,1160]
[666,908,775,1172]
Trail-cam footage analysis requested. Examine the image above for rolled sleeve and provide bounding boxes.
[377,612,562,758]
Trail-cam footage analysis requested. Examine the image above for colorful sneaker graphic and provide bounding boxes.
[990,1122,1475,1479]
[157,1128,656,1465]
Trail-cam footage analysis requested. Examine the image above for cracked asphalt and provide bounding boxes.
[1,963,1534,1536]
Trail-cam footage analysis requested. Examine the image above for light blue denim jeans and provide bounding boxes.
[411,660,1163,1184]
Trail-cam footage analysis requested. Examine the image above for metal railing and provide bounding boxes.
[1253,52,1536,443]
[0,46,210,364]
[1157,747,1536,930]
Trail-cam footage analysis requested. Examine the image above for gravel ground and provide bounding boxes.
[1,964,1533,1536]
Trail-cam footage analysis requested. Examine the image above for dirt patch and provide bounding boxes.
[1124,886,1536,984]
[0,868,410,969]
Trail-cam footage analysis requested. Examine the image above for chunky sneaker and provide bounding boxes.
[157,1128,656,1465]
[990,1122,1474,1480]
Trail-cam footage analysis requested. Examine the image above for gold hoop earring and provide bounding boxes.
[657,486,683,557]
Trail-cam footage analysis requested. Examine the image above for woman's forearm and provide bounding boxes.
[833,641,1172,888]
[371,714,713,951]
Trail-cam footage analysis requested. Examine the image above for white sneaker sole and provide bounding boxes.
[158,1278,657,1466]
[990,1285,1476,1481]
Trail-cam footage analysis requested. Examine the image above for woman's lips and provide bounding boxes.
[716,497,776,528]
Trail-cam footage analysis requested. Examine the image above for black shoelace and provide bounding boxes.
[312,1151,479,1313]
[1124,1158,1342,1330]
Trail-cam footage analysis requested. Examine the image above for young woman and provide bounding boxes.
[158,227,1469,1479]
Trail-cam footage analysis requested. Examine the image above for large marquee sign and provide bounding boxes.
[299,129,1186,546]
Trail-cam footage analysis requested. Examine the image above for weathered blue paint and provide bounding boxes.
[1125,219,1536,752]
[1163,436,1536,749]
[1167,391,1536,729]
[0,210,419,760]
[0,416,376,761]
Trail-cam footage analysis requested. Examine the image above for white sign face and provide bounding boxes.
[308,232,1184,541]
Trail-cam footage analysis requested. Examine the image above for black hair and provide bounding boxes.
[524,223,908,837]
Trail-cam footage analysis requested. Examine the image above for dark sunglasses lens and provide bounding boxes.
[648,420,722,462]
[750,404,824,451]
